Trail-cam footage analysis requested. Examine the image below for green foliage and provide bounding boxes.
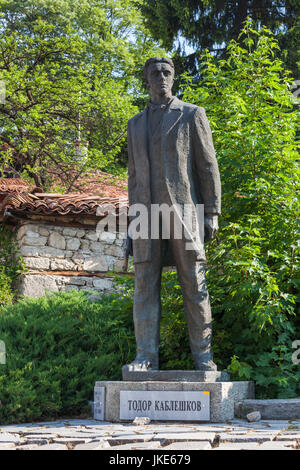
[179,23,300,397]
[0,290,136,424]
[0,0,165,188]
[141,0,300,77]
[0,225,25,306]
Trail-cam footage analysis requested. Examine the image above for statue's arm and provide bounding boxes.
[127,121,136,207]
[192,107,221,241]
[126,121,135,255]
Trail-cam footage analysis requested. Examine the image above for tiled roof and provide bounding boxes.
[0,178,34,193]
[0,173,129,219]
[47,170,128,198]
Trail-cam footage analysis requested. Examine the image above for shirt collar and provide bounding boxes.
[147,96,175,111]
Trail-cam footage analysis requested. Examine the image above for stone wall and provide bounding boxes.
[16,221,128,298]
[19,274,117,298]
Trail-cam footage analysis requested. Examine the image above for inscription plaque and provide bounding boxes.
[120,391,210,421]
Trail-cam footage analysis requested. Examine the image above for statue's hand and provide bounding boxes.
[125,234,133,257]
[204,215,218,242]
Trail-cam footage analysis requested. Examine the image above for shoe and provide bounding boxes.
[124,355,159,371]
[195,359,217,371]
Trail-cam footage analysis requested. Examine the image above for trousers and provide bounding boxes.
[133,229,213,369]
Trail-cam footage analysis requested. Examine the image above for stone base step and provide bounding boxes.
[122,368,230,382]
[235,399,300,420]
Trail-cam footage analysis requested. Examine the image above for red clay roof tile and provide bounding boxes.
[0,172,128,218]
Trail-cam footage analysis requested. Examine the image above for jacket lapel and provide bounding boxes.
[162,97,183,135]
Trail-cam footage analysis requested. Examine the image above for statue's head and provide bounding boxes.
[143,57,174,99]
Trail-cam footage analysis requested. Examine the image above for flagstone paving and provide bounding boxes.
[0,419,299,450]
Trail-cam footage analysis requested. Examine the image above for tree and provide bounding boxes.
[0,0,164,189]
[140,0,300,78]
[180,22,299,397]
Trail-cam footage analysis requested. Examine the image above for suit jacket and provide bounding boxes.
[127,97,221,265]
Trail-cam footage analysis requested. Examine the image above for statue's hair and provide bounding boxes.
[143,57,175,84]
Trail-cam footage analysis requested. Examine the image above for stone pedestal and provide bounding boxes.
[94,380,255,423]
[122,368,230,382]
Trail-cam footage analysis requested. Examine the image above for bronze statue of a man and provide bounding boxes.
[126,57,221,372]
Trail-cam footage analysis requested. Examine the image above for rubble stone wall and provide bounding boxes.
[16,222,127,298]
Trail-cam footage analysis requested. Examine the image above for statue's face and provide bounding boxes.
[147,62,174,98]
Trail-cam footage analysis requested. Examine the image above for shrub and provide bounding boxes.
[180,21,299,397]
[159,272,300,399]
[0,290,135,424]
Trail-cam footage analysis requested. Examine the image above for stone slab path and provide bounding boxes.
[0,419,299,450]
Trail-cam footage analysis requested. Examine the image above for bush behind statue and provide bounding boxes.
[180,21,299,398]
[0,290,135,424]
